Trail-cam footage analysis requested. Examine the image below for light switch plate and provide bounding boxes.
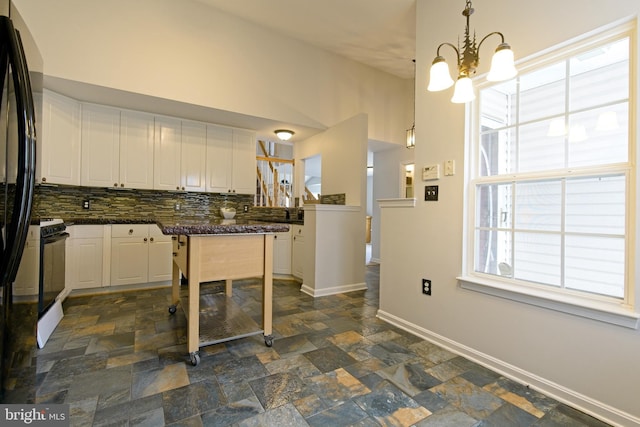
[422,164,440,181]
[444,160,455,176]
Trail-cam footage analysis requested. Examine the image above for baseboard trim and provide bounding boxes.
[68,280,172,298]
[376,309,639,427]
[301,282,367,297]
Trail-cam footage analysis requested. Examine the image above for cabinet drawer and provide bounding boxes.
[112,224,149,238]
[70,224,104,239]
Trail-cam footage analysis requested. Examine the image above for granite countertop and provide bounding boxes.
[156,219,290,235]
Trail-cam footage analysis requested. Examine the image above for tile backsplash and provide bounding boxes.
[32,184,303,223]
[33,185,254,221]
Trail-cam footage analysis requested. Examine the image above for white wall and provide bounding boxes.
[371,145,414,263]
[379,0,640,425]
[294,114,368,207]
[14,0,408,145]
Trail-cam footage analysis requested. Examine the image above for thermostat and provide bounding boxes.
[422,164,440,181]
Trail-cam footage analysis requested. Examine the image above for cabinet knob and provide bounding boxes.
[129,229,133,234]
[176,186,180,190]
[144,237,148,242]
[114,183,118,187]
[41,177,46,182]
[172,236,177,240]
[274,235,277,239]
[150,237,154,242]
[173,252,177,257]
[120,183,124,187]
[181,187,185,190]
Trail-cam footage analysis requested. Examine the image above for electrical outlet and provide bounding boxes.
[424,185,438,201]
[243,205,249,213]
[82,200,90,210]
[422,279,432,295]
[174,203,181,211]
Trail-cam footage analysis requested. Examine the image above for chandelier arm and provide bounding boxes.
[477,31,506,53]
[436,42,461,67]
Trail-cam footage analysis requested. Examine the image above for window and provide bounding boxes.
[462,23,638,327]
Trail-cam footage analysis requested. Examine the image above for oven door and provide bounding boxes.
[39,232,69,315]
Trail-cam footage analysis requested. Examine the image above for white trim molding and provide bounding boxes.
[301,282,367,297]
[378,198,416,208]
[458,276,640,329]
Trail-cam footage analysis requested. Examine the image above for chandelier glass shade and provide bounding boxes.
[427,0,517,103]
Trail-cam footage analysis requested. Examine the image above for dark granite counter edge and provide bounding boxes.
[157,221,290,235]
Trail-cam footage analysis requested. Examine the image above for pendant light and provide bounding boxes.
[427,0,517,103]
[406,59,416,148]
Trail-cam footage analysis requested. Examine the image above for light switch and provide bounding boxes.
[444,160,455,176]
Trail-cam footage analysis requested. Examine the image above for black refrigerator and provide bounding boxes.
[0,0,41,402]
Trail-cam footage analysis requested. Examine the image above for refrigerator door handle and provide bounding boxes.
[0,16,36,287]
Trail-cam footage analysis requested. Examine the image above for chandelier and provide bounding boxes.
[427,0,517,103]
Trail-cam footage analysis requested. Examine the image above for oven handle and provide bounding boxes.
[42,232,70,245]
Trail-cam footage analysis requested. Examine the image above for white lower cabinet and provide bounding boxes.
[273,231,292,275]
[110,224,172,286]
[13,226,40,297]
[68,225,105,289]
[291,225,304,280]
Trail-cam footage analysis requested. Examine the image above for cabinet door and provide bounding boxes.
[70,237,104,289]
[40,90,81,185]
[231,129,257,194]
[181,120,207,192]
[111,237,149,286]
[273,231,292,275]
[148,226,172,282]
[206,125,233,193]
[81,104,120,188]
[292,226,304,279]
[154,116,182,191]
[120,110,155,189]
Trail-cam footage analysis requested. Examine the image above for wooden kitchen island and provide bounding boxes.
[157,219,289,366]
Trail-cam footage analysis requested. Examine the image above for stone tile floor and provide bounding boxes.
[6,265,611,426]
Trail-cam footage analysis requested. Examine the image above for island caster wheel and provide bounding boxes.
[189,352,200,366]
[264,335,274,347]
[168,305,177,315]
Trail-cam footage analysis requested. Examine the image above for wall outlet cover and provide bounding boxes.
[424,185,438,201]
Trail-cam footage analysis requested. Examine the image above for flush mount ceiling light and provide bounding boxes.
[427,0,517,103]
[275,129,294,141]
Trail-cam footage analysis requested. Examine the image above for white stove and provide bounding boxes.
[36,218,67,348]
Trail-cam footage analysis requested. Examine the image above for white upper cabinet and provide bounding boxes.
[81,103,121,188]
[154,117,206,192]
[40,90,81,185]
[180,120,207,192]
[153,116,182,191]
[231,128,257,194]
[206,124,256,194]
[81,106,154,190]
[206,124,233,193]
[119,110,155,190]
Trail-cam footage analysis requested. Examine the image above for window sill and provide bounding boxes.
[457,275,640,329]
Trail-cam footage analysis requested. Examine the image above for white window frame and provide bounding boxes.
[458,21,640,329]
